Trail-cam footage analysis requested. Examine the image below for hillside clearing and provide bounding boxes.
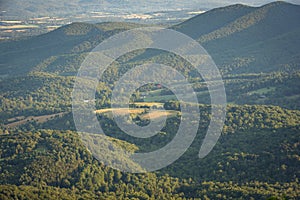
[4,112,68,128]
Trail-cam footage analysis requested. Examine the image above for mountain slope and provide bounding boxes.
[0,22,147,77]
[174,4,255,39]
[175,1,300,73]
[1,2,300,112]
[0,23,100,76]
[1,2,300,77]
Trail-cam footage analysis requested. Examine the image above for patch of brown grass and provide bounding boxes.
[139,110,178,120]
[4,112,67,128]
[95,108,146,115]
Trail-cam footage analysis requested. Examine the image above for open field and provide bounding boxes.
[0,25,39,29]
[95,106,179,120]
[139,110,179,120]
[7,116,26,123]
[143,90,210,102]
[249,87,276,95]
[95,108,146,115]
[4,112,67,128]
[1,20,23,24]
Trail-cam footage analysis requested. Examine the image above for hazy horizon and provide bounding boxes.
[1,0,300,19]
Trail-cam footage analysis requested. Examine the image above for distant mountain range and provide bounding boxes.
[1,1,299,77]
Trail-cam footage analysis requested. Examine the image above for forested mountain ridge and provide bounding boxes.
[1,2,300,77]
[175,1,300,74]
[0,1,300,199]
[0,2,299,112]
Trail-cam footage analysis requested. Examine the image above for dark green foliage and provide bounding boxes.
[0,127,299,199]
[1,2,300,199]
[0,130,191,199]
[0,73,73,120]
[0,184,97,200]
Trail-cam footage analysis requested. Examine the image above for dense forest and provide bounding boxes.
[0,125,299,199]
[0,1,300,199]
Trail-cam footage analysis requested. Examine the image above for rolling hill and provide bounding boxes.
[0,1,300,199]
[175,1,300,73]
